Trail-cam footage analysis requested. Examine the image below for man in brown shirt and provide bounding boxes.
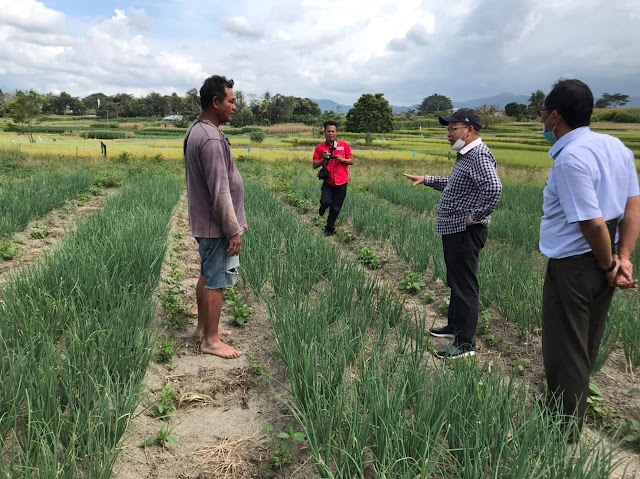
[184,75,248,359]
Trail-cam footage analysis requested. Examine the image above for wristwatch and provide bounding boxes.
[601,259,617,273]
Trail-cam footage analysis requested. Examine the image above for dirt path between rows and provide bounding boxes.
[0,188,115,287]
[114,195,319,479]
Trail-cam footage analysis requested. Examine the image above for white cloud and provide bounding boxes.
[0,0,65,34]
[0,0,638,105]
[222,16,263,39]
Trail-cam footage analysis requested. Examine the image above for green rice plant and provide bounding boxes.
[0,169,93,236]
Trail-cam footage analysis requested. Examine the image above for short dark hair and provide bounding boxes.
[199,75,234,109]
[545,79,593,128]
[323,120,339,130]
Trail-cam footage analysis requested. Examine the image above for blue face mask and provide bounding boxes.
[542,114,557,144]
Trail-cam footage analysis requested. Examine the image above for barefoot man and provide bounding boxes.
[183,74,247,359]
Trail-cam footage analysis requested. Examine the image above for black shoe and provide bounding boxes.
[323,229,334,237]
[435,341,475,359]
[319,207,326,217]
[429,325,455,339]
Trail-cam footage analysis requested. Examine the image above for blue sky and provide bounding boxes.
[1,0,639,105]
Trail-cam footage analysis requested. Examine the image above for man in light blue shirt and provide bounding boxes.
[539,79,640,436]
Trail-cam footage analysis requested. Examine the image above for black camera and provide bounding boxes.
[324,146,336,160]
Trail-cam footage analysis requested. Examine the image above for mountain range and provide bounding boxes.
[315,93,640,114]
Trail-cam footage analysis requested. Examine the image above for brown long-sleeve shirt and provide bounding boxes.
[184,119,247,239]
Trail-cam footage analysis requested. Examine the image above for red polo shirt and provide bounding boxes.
[313,140,352,186]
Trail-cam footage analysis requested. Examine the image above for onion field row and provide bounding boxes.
[239,178,617,478]
[0,174,181,477]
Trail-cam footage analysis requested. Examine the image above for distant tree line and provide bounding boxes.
[503,90,631,121]
[0,85,633,142]
[0,87,325,125]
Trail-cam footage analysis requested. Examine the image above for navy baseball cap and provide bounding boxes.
[438,108,482,131]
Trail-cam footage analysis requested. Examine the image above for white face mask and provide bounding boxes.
[450,137,466,151]
[448,127,469,159]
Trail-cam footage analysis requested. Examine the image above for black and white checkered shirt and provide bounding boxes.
[424,141,502,235]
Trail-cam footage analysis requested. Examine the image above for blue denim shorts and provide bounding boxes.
[196,237,240,289]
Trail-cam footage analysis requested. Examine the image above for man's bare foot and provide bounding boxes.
[194,327,204,340]
[200,339,242,359]
[194,327,230,340]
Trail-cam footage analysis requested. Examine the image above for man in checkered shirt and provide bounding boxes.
[404,108,502,359]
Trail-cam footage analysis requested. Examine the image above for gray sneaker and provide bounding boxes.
[435,342,475,359]
[429,325,455,339]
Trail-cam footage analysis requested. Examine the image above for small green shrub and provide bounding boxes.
[262,424,306,470]
[30,224,50,239]
[478,310,492,335]
[224,287,251,326]
[141,424,179,448]
[399,272,426,294]
[154,337,176,363]
[335,227,356,244]
[358,246,381,270]
[0,240,16,260]
[424,290,437,304]
[149,383,178,419]
[514,358,530,376]
[438,297,450,316]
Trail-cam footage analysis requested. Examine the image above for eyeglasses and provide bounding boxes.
[446,126,468,132]
[537,108,551,117]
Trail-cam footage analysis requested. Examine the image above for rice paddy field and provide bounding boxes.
[1,116,639,478]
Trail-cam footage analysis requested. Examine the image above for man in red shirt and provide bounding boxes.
[312,120,354,236]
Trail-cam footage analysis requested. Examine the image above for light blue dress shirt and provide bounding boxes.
[540,126,639,259]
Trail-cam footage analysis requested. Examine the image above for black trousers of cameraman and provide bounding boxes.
[320,182,348,235]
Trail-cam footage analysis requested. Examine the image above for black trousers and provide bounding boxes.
[542,256,614,429]
[320,182,348,233]
[441,225,488,345]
